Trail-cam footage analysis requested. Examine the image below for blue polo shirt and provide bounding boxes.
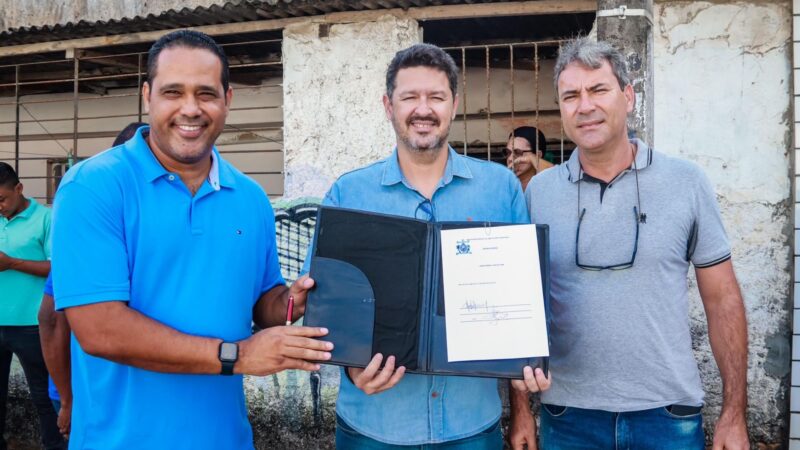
[51,127,284,449]
[321,147,529,445]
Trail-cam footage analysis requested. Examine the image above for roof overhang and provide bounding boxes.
[0,0,595,57]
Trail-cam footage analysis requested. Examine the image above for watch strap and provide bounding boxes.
[221,359,235,376]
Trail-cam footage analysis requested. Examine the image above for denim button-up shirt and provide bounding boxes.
[321,147,529,445]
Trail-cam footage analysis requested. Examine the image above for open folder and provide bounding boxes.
[303,206,550,379]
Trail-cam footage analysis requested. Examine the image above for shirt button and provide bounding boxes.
[168,175,175,181]
[431,392,438,398]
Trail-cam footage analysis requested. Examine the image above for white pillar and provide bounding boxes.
[282,15,422,199]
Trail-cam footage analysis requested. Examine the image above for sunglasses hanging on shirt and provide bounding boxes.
[575,144,646,271]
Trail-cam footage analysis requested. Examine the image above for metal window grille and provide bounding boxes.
[0,35,284,203]
[273,203,319,283]
[443,40,572,166]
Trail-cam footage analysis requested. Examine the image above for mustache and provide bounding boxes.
[406,114,440,126]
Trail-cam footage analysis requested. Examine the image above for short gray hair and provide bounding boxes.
[553,38,630,95]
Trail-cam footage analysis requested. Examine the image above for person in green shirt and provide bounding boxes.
[0,162,65,450]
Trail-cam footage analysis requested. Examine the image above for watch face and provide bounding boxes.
[220,343,238,361]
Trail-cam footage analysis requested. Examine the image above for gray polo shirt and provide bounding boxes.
[526,139,731,412]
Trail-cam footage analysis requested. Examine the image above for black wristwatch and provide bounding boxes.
[218,342,238,376]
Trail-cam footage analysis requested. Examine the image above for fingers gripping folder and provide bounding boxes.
[303,206,550,379]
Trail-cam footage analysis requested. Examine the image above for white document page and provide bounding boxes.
[440,224,548,362]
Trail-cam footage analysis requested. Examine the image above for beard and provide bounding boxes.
[394,113,451,154]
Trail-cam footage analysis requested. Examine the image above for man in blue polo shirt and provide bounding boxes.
[0,162,65,450]
[51,30,332,449]
[316,44,550,449]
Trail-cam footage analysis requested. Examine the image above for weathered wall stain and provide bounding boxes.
[282,15,422,198]
[655,1,792,444]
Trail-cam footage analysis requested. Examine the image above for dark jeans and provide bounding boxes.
[336,415,502,450]
[0,326,66,450]
[540,403,704,450]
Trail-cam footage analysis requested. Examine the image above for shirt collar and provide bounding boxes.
[9,197,38,221]
[208,151,221,191]
[381,146,474,187]
[129,126,235,189]
[565,138,653,183]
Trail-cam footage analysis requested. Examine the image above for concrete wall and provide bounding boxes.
[790,1,800,447]
[654,1,792,445]
[282,15,422,198]
[0,0,227,32]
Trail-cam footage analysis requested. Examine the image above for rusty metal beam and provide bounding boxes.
[76,50,140,71]
[0,1,596,57]
[72,56,79,159]
[14,65,20,172]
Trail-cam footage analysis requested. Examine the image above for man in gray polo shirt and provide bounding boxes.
[512,38,749,449]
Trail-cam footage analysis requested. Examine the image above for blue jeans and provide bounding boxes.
[540,404,704,450]
[336,415,503,450]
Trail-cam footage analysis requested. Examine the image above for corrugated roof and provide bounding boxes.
[1,0,519,46]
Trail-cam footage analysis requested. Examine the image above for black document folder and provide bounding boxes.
[304,206,550,379]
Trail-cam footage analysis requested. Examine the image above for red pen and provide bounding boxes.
[285,295,294,326]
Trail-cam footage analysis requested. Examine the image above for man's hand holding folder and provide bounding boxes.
[512,366,551,393]
[347,354,406,395]
[239,275,334,376]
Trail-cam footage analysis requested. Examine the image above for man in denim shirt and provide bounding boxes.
[317,44,551,449]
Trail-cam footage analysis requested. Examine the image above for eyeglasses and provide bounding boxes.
[575,206,640,270]
[574,144,646,271]
[502,147,535,159]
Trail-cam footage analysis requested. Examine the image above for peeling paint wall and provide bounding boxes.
[282,15,422,198]
[0,0,229,32]
[654,1,792,444]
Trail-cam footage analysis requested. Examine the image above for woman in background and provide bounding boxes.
[504,126,553,191]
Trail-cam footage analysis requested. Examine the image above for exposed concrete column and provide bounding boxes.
[597,0,653,145]
[282,15,422,199]
[654,2,791,444]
